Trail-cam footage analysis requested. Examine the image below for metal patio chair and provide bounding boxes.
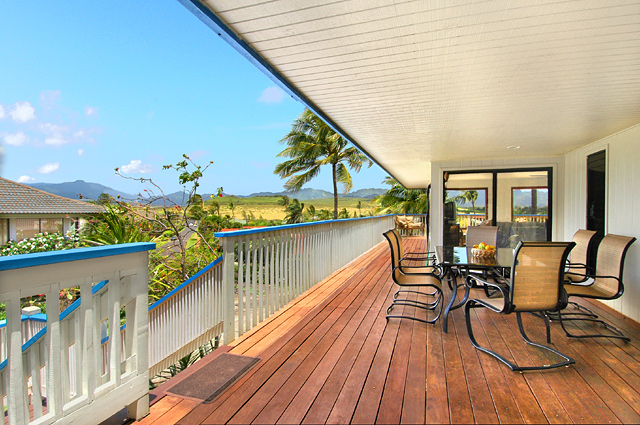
[389,228,437,268]
[465,225,502,289]
[383,230,444,324]
[465,241,576,371]
[557,233,636,342]
[565,229,598,284]
[465,225,499,250]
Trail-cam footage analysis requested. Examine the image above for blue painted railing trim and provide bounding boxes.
[149,256,223,312]
[0,242,156,271]
[214,215,396,238]
[0,313,47,329]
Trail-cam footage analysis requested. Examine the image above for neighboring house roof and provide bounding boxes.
[0,177,104,215]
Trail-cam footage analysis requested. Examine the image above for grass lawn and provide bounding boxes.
[207,196,378,220]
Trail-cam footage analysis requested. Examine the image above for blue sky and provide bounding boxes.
[0,1,388,196]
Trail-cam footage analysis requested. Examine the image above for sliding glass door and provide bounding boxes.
[443,168,552,247]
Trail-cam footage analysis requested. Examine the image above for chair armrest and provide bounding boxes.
[566,262,595,274]
[467,274,509,297]
[394,265,440,278]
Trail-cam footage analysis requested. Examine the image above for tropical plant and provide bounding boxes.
[113,154,219,283]
[338,208,350,219]
[278,195,291,207]
[228,202,236,219]
[275,108,373,219]
[317,209,333,220]
[82,204,151,245]
[356,200,363,217]
[373,177,428,214]
[305,204,317,220]
[284,198,305,224]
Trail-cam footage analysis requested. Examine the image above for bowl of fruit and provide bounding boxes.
[471,242,496,258]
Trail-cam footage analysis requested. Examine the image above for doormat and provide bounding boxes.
[166,353,260,403]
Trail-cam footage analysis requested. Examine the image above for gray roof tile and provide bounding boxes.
[0,177,104,215]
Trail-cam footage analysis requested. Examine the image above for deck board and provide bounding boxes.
[127,237,640,424]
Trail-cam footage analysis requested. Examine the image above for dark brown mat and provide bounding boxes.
[166,353,260,403]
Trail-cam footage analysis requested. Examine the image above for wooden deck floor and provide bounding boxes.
[131,237,640,424]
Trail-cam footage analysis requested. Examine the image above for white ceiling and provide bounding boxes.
[192,0,640,188]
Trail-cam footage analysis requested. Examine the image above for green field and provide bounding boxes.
[206,196,378,220]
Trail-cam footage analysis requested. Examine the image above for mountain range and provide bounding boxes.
[26,180,386,203]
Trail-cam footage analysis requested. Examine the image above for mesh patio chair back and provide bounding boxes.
[566,229,597,282]
[464,240,576,371]
[389,228,407,261]
[591,234,636,298]
[466,226,498,248]
[510,242,575,312]
[385,230,404,282]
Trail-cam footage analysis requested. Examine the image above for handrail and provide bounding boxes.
[214,214,396,238]
[0,243,154,424]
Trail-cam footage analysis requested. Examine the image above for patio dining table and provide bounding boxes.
[436,246,515,333]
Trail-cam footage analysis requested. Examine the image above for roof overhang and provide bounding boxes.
[180,0,640,189]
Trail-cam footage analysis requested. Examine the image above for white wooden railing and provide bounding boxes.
[215,215,395,344]
[0,309,47,363]
[0,242,154,425]
[147,257,224,377]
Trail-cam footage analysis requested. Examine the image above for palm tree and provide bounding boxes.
[373,177,428,214]
[452,190,479,212]
[356,200,363,217]
[228,201,236,218]
[278,195,291,208]
[306,204,317,220]
[284,199,305,224]
[275,108,373,219]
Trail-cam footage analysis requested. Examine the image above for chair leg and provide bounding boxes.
[515,312,575,370]
[557,309,630,342]
[546,301,597,320]
[465,302,575,372]
[386,286,443,324]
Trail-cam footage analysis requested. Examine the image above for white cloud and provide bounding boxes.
[77,148,84,156]
[38,162,60,174]
[45,137,69,146]
[4,132,28,146]
[40,122,67,134]
[0,105,5,119]
[258,86,287,104]
[121,159,152,174]
[85,106,98,117]
[10,101,36,123]
[18,175,35,183]
[40,123,69,146]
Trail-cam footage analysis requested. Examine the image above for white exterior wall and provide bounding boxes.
[564,123,640,322]
[430,156,565,246]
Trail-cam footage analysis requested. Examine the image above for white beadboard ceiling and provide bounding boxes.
[189,0,640,188]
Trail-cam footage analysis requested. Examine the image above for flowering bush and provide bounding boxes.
[0,232,81,256]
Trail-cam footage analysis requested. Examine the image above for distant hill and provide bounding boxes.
[245,188,385,200]
[344,188,386,198]
[28,180,132,201]
[27,180,385,204]
[243,188,333,200]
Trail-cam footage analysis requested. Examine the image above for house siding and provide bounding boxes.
[564,123,640,322]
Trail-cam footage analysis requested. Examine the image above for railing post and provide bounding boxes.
[221,238,237,345]
[7,293,26,425]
